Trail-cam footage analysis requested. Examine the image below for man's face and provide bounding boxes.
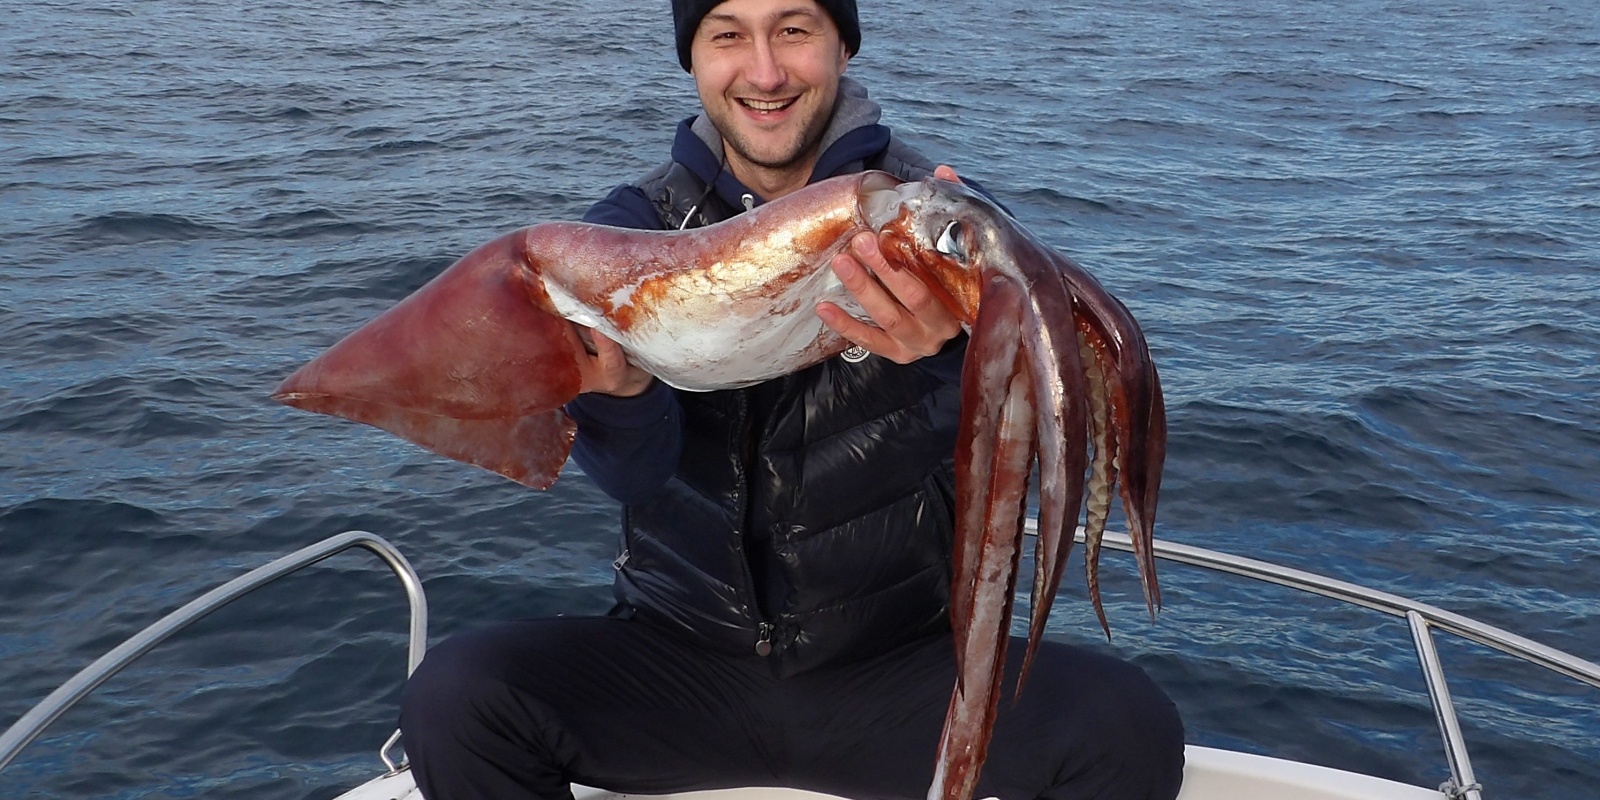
[689,0,850,186]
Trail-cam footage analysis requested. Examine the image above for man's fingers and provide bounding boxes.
[824,230,963,363]
[817,301,895,356]
[567,325,607,392]
[818,298,944,365]
[849,233,943,321]
[591,330,626,371]
[830,245,908,333]
[568,325,654,397]
[847,233,962,344]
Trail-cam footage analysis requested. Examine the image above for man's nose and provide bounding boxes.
[744,40,785,91]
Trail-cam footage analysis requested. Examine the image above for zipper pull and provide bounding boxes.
[754,622,773,656]
[611,549,630,571]
[741,193,755,212]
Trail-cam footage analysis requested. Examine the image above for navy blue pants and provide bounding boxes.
[399,616,1183,800]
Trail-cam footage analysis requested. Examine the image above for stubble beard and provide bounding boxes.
[714,93,838,176]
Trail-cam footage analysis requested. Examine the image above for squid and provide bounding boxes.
[273,171,1165,800]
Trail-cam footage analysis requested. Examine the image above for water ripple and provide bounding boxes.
[2,0,1596,796]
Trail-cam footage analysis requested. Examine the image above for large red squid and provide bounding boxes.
[273,171,1165,800]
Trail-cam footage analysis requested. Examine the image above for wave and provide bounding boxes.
[0,374,230,445]
[68,212,226,245]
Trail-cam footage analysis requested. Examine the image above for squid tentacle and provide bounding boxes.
[1015,249,1088,690]
[1120,344,1166,614]
[934,327,1034,800]
[1054,253,1165,618]
[270,172,1166,800]
[1078,332,1116,636]
[932,227,1164,800]
[1098,299,1164,616]
[949,275,1026,675]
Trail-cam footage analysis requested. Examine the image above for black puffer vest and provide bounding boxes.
[612,141,962,676]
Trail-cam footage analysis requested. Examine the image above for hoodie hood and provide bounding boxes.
[673,77,892,209]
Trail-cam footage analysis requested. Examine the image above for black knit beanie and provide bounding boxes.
[672,0,861,72]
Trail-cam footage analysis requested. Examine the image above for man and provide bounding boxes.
[398,2,1185,799]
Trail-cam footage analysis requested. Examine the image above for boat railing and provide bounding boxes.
[0,530,427,776]
[5,528,1598,800]
[1073,525,1600,800]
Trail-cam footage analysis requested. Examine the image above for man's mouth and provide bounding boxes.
[738,97,797,115]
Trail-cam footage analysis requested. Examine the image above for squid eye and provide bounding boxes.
[935,220,965,259]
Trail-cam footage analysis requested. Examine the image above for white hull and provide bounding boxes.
[334,745,1445,800]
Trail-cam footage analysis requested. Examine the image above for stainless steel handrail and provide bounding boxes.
[1408,611,1481,800]
[1086,530,1600,689]
[6,525,1596,794]
[1072,525,1600,800]
[0,530,427,774]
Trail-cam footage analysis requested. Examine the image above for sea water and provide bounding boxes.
[2,0,1597,796]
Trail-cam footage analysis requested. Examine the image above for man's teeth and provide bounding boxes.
[742,98,792,112]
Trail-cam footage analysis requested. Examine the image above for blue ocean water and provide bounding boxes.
[2,0,1597,797]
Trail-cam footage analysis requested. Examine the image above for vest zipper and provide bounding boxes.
[741,193,755,212]
[731,389,774,657]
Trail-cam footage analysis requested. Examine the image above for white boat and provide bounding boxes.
[3,530,1596,800]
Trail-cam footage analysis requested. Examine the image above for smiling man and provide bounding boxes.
[692,0,851,196]
[396,2,1186,799]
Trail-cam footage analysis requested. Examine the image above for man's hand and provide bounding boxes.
[565,324,655,398]
[815,165,966,364]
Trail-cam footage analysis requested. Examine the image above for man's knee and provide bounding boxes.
[400,633,487,747]
[398,627,586,800]
[1068,656,1184,800]
[399,627,547,753]
[1009,646,1186,800]
[1090,658,1184,800]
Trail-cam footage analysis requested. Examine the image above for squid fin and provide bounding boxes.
[273,229,585,488]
